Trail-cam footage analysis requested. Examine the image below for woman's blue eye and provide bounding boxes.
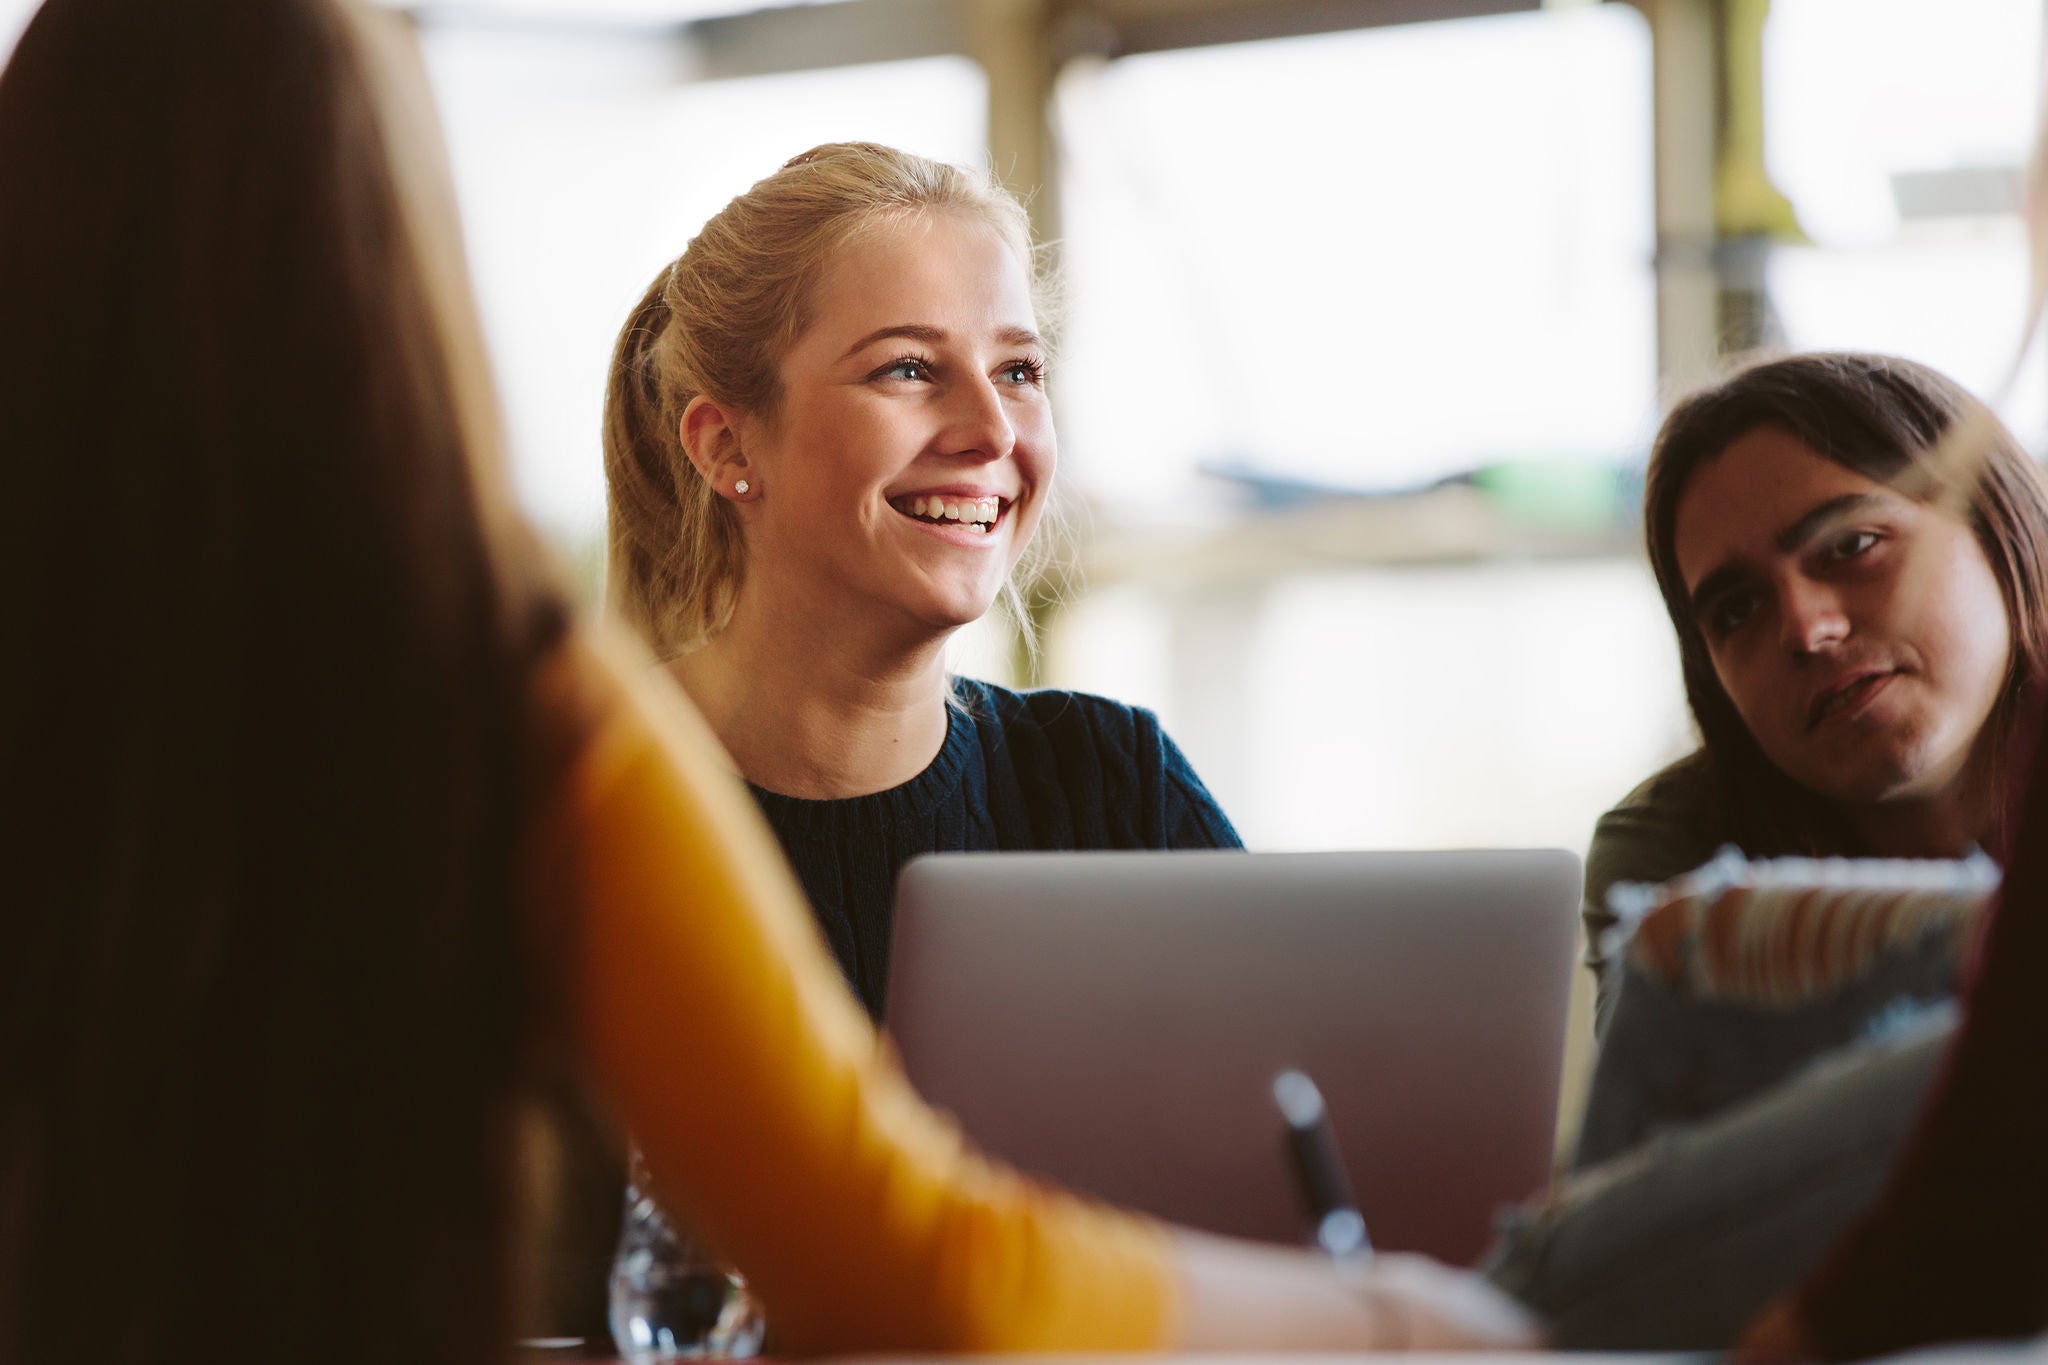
[1001,359,1045,385]
[881,358,931,381]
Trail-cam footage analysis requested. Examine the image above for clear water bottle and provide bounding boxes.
[609,1149,767,1362]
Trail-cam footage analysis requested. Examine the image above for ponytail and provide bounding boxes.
[602,268,744,656]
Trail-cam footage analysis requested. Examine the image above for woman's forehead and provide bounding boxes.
[1672,426,1900,579]
[802,215,1036,342]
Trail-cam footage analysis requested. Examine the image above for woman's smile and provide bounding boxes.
[888,488,1011,542]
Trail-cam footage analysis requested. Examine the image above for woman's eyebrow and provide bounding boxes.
[1774,492,1889,553]
[839,323,945,361]
[838,323,1043,361]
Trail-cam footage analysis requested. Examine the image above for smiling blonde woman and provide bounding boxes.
[605,144,1241,1017]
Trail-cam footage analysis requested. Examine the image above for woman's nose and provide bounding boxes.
[1779,577,1851,656]
[942,374,1016,463]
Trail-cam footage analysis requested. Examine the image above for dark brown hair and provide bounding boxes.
[1643,351,2048,858]
[0,2,570,1362]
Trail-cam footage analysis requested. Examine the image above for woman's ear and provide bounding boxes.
[681,395,757,500]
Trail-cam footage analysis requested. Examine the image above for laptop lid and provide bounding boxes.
[885,848,1581,1265]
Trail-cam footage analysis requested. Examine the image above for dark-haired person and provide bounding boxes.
[1481,352,2048,1349]
[0,0,1535,1359]
[1581,352,2048,1030]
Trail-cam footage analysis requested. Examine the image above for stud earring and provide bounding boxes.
[734,479,750,495]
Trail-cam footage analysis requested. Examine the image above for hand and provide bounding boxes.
[1736,1296,1817,1364]
[1352,1253,1544,1350]
[1172,1232,1542,1351]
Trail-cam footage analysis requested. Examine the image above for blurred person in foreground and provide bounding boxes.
[604,143,1239,1022]
[1733,727,2048,1365]
[1579,352,2048,1030]
[0,0,1535,1360]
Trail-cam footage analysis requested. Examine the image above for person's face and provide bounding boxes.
[1673,424,2012,807]
[735,212,1051,639]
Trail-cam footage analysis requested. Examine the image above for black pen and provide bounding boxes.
[1273,1069,1372,1261]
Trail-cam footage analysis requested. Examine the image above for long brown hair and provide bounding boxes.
[1643,351,2048,858]
[0,1,570,1362]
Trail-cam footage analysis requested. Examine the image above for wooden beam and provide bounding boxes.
[974,0,1058,226]
[1643,0,1721,395]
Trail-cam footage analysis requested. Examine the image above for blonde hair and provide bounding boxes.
[604,141,1048,657]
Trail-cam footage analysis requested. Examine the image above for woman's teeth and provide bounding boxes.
[906,495,1000,531]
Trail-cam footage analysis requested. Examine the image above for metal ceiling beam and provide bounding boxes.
[688,0,966,78]
[1082,0,1542,58]
[402,3,688,39]
[412,0,1559,71]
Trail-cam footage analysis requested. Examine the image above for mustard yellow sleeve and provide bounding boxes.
[544,638,1179,1355]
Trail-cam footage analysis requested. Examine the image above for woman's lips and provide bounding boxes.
[1808,670,1897,730]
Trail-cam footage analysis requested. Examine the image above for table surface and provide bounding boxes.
[519,1354,1706,1365]
[523,1345,2047,1365]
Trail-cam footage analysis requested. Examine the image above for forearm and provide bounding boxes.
[556,636,1176,1353]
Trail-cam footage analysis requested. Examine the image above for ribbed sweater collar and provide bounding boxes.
[744,690,979,840]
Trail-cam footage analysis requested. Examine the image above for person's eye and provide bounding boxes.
[1824,529,1880,563]
[874,356,934,382]
[1706,589,1760,637]
[999,357,1046,387]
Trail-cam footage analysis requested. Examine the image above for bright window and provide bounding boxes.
[1764,0,2046,436]
[1054,7,1657,505]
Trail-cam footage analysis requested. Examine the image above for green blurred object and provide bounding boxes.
[1468,458,1637,532]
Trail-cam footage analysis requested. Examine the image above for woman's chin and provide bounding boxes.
[903,588,1004,638]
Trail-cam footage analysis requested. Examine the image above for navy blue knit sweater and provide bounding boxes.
[748,678,1242,1018]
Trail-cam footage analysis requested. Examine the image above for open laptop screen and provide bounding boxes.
[885,848,1581,1265]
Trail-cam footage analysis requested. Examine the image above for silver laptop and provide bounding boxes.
[885,849,1581,1266]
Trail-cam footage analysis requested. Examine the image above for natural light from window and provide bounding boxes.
[1765,0,2047,441]
[1054,6,1657,508]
